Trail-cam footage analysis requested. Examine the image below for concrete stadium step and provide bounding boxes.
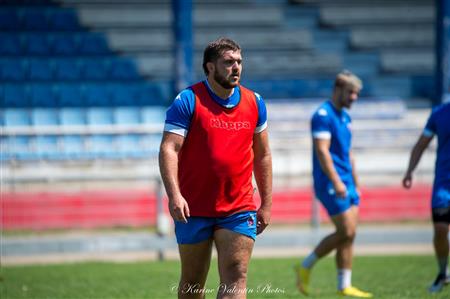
[381,50,434,74]
[105,28,313,53]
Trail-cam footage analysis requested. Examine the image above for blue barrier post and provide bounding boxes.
[172,0,193,95]
[435,0,450,104]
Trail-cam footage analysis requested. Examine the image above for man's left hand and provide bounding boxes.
[256,206,271,235]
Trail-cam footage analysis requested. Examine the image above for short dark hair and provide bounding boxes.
[202,37,241,75]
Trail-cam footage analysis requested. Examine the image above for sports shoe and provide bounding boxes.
[294,265,310,295]
[429,273,446,293]
[338,286,373,298]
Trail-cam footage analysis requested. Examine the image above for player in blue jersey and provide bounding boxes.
[402,102,450,293]
[295,71,372,298]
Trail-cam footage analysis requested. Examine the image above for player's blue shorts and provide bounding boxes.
[432,184,450,209]
[174,211,257,244]
[314,182,360,216]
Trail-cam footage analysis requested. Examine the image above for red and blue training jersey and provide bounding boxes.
[164,81,267,217]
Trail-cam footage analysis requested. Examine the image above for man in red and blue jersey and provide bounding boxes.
[159,37,272,299]
[295,71,372,298]
[403,101,450,293]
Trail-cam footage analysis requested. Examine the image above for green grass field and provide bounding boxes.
[1,255,449,299]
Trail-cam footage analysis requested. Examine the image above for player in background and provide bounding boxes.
[159,37,272,299]
[402,101,450,293]
[295,70,372,298]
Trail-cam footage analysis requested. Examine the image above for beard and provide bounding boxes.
[213,70,240,89]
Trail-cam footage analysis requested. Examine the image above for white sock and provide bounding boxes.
[301,252,318,269]
[338,269,352,290]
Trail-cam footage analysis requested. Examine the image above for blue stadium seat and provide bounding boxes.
[34,135,62,160]
[83,84,111,106]
[2,84,29,107]
[114,107,141,124]
[116,134,146,159]
[31,108,59,126]
[21,8,49,31]
[0,59,27,81]
[86,107,113,125]
[28,84,57,107]
[53,59,82,81]
[48,8,81,31]
[86,135,118,159]
[57,84,84,106]
[7,136,36,160]
[22,33,50,56]
[4,108,30,126]
[109,83,134,106]
[141,106,166,124]
[109,57,139,80]
[0,136,12,161]
[61,135,86,159]
[0,34,22,55]
[81,58,109,80]
[140,134,162,156]
[28,59,53,81]
[49,34,78,56]
[78,33,110,55]
[59,108,86,126]
[0,9,20,31]
[134,83,164,105]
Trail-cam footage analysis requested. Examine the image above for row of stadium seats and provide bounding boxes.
[2,133,162,161]
[0,7,81,31]
[1,106,166,161]
[1,106,166,126]
[1,83,164,107]
[0,33,110,56]
[0,57,139,81]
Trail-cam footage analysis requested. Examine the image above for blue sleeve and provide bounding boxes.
[164,89,195,137]
[254,92,267,133]
[311,108,331,139]
[423,107,437,137]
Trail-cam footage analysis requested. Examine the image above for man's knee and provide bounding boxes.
[221,259,249,282]
[336,227,356,243]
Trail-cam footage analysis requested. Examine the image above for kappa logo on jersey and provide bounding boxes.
[210,118,251,131]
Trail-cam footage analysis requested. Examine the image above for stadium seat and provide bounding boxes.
[116,134,146,159]
[0,34,22,55]
[134,83,164,105]
[21,8,49,31]
[34,135,62,160]
[0,59,27,81]
[141,106,166,125]
[49,34,78,56]
[59,108,86,126]
[109,57,140,80]
[78,33,110,55]
[47,8,81,31]
[81,58,109,80]
[22,33,50,56]
[109,83,134,106]
[7,135,35,160]
[53,59,82,81]
[61,135,86,159]
[139,134,162,156]
[2,84,29,107]
[31,108,59,126]
[57,84,84,107]
[28,59,53,81]
[28,84,57,107]
[114,107,141,125]
[83,84,111,106]
[86,107,114,125]
[4,108,30,127]
[86,134,118,159]
[0,9,20,31]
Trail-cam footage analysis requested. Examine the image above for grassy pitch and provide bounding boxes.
[1,255,449,298]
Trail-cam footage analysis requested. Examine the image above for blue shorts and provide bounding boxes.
[315,183,360,216]
[432,184,450,209]
[174,211,257,244]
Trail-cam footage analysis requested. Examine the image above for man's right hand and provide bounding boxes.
[402,172,413,189]
[334,181,348,198]
[168,195,190,223]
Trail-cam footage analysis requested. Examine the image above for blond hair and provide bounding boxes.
[334,70,363,91]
